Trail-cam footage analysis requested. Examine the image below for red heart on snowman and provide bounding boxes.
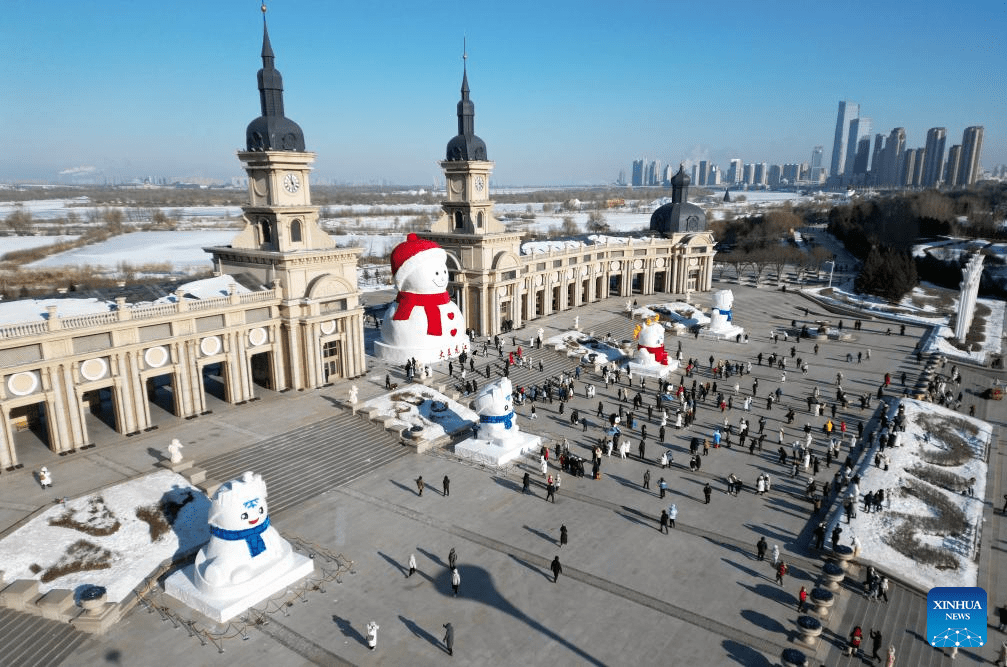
[450,329,458,336]
[447,312,455,320]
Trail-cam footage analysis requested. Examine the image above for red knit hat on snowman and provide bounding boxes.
[390,234,451,336]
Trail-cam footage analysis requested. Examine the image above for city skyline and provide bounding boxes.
[2,0,1004,186]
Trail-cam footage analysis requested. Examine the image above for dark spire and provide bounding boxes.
[445,40,487,161]
[245,3,305,151]
[671,163,690,203]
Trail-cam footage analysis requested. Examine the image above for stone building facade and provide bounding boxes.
[0,21,364,468]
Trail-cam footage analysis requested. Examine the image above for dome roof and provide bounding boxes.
[649,201,707,235]
[245,19,305,152]
[445,68,488,161]
[670,164,690,187]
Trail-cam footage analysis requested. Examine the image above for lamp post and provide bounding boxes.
[824,261,835,288]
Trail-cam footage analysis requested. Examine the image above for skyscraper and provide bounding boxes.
[922,127,947,187]
[852,137,872,177]
[843,117,872,178]
[754,162,767,186]
[743,163,754,185]
[631,159,644,186]
[698,160,709,186]
[810,146,823,171]
[830,101,859,178]
[945,145,963,186]
[708,165,720,186]
[958,126,985,186]
[880,128,906,187]
[727,159,742,184]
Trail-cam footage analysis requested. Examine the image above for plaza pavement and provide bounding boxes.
[1,271,1004,667]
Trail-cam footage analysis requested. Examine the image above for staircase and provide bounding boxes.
[820,567,960,666]
[0,607,87,667]
[198,410,407,515]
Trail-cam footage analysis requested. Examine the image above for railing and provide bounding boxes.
[59,311,118,329]
[0,320,48,339]
[130,303,178,320]
[187,296,231,312]
[239,290,278,304]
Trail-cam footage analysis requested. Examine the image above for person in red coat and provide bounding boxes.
[845,625,863,656]
[775,561,788,586]
[798,585,808,612]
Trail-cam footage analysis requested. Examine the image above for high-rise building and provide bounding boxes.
[830,101,859,177]
[727,159,742,184]
[900,148,917,187]
[910,148,926,187]
[922,127,947,187]
[843,117,872,178]
[810,146,823,172]
[698,160,709,186]
[781,163,800,184]
[645,160,662,186]
[662,164,674,185]
[945,145,963,186]
[631,159,645,186]
[959,126,984,186]
[743,163,754,185]
[869,134,885,185]
[691,164,699,184]
[708,165,720,186]
[754,162,767,186]
[878,128,906,187]
[852,137,872,177]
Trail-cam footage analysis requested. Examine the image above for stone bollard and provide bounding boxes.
[809,587,834,619]
[821,560,845,591]
[796,615,823,646]
[781,647,808,667]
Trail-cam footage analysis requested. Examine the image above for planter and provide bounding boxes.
[796,615,822,646]
[810,587,834,619]
[832,544,854,570]
[781,647,808,667]
[822,560,845,591]
[78,585,107,611]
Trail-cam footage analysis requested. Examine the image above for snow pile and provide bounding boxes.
[0,471,210,602]
[26,230,235,270]
[841,399,991,591]
[0,296,116,325]
[544,330,624,365]
[647,302,711,329]
[152,275,250,303]
[362,386,478,443]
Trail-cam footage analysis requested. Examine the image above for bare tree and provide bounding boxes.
[561,216,580,235]
[4,206,33,234]
[586,211,609,232]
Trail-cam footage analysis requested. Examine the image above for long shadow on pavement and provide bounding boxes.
[722,639,772,666]
[332,615,367,647]
[740,581,796,608]
[398,615,446,652]
[377,550,408,577]
[390,478,420,496]
[722,557,771,581]
[740,608,789,635]
[508,554,553,582]
[522,524,558,547]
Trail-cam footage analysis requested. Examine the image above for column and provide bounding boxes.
[0,407,15,468]
[63,363,87,444]
[44,366,71,453]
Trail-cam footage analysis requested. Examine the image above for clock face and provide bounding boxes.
[283,173,301,194]
[474,176,485,193]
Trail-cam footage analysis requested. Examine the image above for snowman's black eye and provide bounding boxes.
[241,512,249,520]
[259,507,265,515]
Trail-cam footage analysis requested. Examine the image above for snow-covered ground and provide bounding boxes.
[0,235,79,254]
[544,330,624,365]
[842,399,992,591]
[26,230,235,270]
[805,283,1004,365]
[0,471,210,603]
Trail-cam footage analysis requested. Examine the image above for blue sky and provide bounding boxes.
[2,0,1003,185]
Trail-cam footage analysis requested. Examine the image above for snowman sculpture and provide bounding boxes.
[374,234,470,364]
[633,317,670,366]
[708,289,735,333]
[164,471,314,622]
[455,377,542,466]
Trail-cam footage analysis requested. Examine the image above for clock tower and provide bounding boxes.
[207,7,366,388]
[421,53,524,335]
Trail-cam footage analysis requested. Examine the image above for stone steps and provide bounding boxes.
[198,411,407,515]
[0,607,87,667]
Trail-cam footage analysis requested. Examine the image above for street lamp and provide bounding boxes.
[824,261,835,288]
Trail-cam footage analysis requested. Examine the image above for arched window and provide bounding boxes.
[259,219,271,244]
[477,212,484,228]
[290,219,302,243]
[453,211,464,229]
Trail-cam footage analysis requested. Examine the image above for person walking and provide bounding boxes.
[660,509,669,534]
[703,482,712,504]
[442,475,450,497]
[658,477,667,499]
[551,556,563,582]
[998,602,1007,631]
[798,585,808,613]
[451,567,461,596]
[546,479,556,503]
[442,623,454,656]
[407,553,416,578]
[448,547,457,570]
[869,629,883,663]
[522,472,531,494]
[366,621,379,651]
[643,469,651,490]
[560,524,568,547]
[771,544,779,566]
[39,467,53,489]
[415,476,424,496]
[775,560,788,586]
[756,536,768,561]
[885,645,895,667]
[667,503,677,528]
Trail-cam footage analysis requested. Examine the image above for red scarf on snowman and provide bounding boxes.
[393,291,451,336]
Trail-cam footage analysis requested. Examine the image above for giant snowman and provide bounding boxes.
[625,317,679,379]
[374,234,470,364]
[164,471,314,622]
[706,289,745,339]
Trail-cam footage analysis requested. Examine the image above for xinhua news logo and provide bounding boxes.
[928,586,987,648]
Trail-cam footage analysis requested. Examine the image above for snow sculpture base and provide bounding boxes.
[374,339,466,365]
[625,358,679,380]
[701,323,746,341]
[164,553,314,623]
[454,431,542,467]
